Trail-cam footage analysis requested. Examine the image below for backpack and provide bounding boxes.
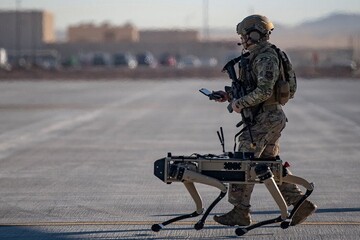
[271,45,297,105]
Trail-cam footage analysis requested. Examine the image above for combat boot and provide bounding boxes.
[290,200,317,226]
[213,206,251,226]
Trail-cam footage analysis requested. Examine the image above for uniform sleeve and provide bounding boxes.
[238,53,280,107]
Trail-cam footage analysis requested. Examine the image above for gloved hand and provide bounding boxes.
[231,99,243,113]
[212,90,228,102]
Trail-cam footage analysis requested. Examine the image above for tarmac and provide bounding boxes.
[0,78,359,239]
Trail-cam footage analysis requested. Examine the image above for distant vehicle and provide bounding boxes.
[331,59,357,71]
[92,52,111,66]
[61,55,79,68]
[35,55,61,70]
[32,50,61,70]
[0,48,8,66]
[113,53,138,69]
[159,53,177,67]
[0,48,11,70]
[136,51,157,68]
[177,55,202,68]
[201,57,218,67]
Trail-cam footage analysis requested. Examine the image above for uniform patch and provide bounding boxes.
[265,71,273,80]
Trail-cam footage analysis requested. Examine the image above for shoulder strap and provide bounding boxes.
[270,44,289,81]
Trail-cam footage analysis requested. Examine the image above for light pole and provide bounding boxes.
[15,0,22,66]
[203,0,209,41]
[32,11,36,66]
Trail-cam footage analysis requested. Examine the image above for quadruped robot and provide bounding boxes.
[151,128,314,236]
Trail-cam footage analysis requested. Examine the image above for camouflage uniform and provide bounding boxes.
[215,41,308,226]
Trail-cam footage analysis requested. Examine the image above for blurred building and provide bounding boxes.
[67,22,139,43]
[0,10,55,52]
[139,29,200,43]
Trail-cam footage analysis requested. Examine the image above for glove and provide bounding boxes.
[231,99,243,113]
[212,90,228,102]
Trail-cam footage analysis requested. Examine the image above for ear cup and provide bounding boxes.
[249,31,261,41]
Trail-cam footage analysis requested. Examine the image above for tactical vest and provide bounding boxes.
[238,43,297,106]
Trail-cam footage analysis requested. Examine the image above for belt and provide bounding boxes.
[261,104,282,112]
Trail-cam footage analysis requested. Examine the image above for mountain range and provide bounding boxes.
[210,13,360,49]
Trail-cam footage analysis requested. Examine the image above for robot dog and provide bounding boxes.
[151,128,314,236]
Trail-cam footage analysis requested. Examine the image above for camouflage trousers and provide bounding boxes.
[229,106,303,208]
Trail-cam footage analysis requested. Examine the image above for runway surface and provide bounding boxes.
[0,78,359,239]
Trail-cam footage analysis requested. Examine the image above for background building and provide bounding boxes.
[67,22,139,43]
[139,29,199,43]
[0,10,54,53]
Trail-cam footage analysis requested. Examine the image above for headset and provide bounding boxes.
[249,30,262,42]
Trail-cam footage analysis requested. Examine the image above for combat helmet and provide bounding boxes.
[236,14,274,41]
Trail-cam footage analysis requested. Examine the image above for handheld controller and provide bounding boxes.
[199,88,222,100]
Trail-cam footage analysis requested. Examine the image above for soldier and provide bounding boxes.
[212,15,317,226]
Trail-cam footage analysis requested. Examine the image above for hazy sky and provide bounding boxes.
[1,0,360,30]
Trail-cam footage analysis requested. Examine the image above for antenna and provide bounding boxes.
[202,0,209,41]
[217,127,225,153]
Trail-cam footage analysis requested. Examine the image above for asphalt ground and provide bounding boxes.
[0,78,359,239]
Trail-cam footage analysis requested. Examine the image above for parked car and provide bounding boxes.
[35,55,61,70]
[201,57,218,67]
[159,53,177,67]
[112,52,137,69]
[61,55,79,68]
[0,48,11,71]
[136,51,157,68]
[92,52,111,66]
[177,55,202,68]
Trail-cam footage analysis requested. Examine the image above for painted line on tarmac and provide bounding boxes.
[1,221,360,227]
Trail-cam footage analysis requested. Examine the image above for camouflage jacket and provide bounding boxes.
[236,41,280,108]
